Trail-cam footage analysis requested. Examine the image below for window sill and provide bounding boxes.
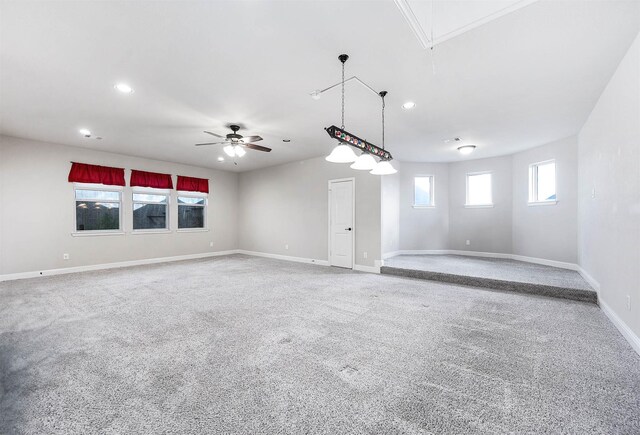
[131,230,172,235]
[71,231,125,237]
[413,205,435,209]
[176,228,209,233]
[528,200,557,206]
[465,204,494,208]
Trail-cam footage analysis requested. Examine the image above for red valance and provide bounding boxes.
[177,175,209,193]
[68,162,125,186]
[130,170,173,189]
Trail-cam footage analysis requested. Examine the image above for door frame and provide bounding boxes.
[327,177,355,269]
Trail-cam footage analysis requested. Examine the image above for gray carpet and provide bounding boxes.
[383,255,596,303]
[1,255,638,434]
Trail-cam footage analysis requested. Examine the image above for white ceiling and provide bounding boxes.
[1,1,639,172]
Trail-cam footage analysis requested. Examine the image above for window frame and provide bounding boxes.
[72,183,124,236]
[131,187,171,233]
[528,159,557,206]
[465,171,494,208]
[177,191,208,232]
[413,175,435,208]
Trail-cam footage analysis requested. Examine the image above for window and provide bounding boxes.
[178,194,207,229]
[132,191,169,230]
[466,172,493,206]
[414,176,434,207]
[529,160,556,203]
[75,187,122,232]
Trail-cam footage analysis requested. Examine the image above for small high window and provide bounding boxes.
[132,190,169,231]
[75,186,122,232]
[414,176,434,207]
[529,160,556,204]
[466,172,493,207]
[178,194,207,229]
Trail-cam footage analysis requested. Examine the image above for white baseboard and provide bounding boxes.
[236,250,330,267]
[599,298,640,356]
[576,266,601,293]
[354,264,381,274]
[384,249,578,271]
[382,251,402,260]
[0,250,240,282]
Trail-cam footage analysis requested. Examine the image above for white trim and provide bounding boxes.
[577,266,601,293]
[464,204,494,208]
[354,264,381,274]
[382,250,403,260]
[237,250,329,267]
[328,178,355,270]
[527,200,557,206]
[599,298,640,356]
[0,250,240,282]
[383,249,578,271]
[71,231,125,237]
[176,228,210,233]
[130,230,172,235]
[412,205,436,209]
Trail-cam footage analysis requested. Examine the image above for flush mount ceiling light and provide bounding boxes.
[114,83,134,94]
[457,145,476,155]
[79,128,91,137]
[282,139,291,142]
[402,101,416,109]
[310,90,322,100]
[217,156,225,162]
[322,54,396,174]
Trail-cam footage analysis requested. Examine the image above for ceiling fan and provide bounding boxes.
[195,124,271,158]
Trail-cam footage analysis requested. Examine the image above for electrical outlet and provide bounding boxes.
[363,252,368,259]
[63,253,69,260]
[209,242,213,247]
[285,244,289,250]
[627,295,631,311]
[466,240,471,246]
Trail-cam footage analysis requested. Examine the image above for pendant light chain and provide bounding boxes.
[341,59,345,129]
[381,94,385,150]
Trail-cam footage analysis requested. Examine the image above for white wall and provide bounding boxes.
[512,136,578,263]
[578,32,640,339]
[397,162,449,251]
[238,156,381,268]
[381,164,400,256]
[448,156,513,254]
[0,135,239,276]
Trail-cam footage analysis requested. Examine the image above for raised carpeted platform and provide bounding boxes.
[381,254,597,303]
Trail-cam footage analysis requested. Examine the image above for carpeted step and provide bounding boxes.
[380,266,598,304]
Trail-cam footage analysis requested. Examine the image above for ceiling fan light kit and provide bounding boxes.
[322,54,397,175]
[195,124,271,164]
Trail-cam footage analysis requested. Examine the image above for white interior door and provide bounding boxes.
[329,179,354,269]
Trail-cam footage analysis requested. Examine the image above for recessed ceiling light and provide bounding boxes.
[310,90,322,100]
[217,156,225,162]
[114,83,134,94]
[79,128,91,137]
[402,101,416,109]
[282,139,291,142]
[457,145,476,155]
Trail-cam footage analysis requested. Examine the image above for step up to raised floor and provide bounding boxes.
[380,255,598,304]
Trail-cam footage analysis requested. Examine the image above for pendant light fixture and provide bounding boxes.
[370,91,397,175]
[326,54,357,163]
[350,153,377,170]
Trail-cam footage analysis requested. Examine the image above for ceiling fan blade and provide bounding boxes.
[241,135,263,143]
[244,143,271,152]
[195,141,225,146]
[203,130,224,138]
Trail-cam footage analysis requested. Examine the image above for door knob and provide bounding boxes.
[345,227,352,231]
